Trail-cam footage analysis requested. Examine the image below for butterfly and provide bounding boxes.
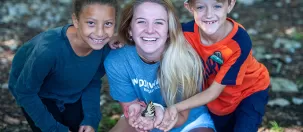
[141,101,155,118]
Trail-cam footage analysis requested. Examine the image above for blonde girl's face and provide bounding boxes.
[189,0,234,35]
[129,2,169,56]
[73,4,116,50]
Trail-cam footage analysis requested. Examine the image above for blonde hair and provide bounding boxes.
[118,0,203,106]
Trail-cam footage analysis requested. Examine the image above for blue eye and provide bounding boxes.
[137,21,146,24]
[196,6,205,10]
[155,21,164,25]
[214,5,222,8]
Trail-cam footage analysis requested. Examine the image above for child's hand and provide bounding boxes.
[157,105,178,132]
[127,103,152,131]
[128,102,166,131]
[127,102,150,132]
[135,127,148,132]
[78,125,94,132]
[108,34,124,49]
[137,104,166,131]
[135,115,154,131]
[127,103,142,127]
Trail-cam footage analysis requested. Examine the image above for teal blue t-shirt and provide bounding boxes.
[105,45,215,132]
[105,45,165,105]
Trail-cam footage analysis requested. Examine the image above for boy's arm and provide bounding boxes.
[175,109,189,127]
[175,81,226,112]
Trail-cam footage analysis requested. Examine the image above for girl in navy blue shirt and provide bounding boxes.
[8,0,117,131]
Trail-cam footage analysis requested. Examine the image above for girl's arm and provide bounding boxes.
[80,70,102,131]
[175,81,226,112]
[80,44,111,131]
[119,99,141,119]
[104,49,150,131]
[14,47,68,132]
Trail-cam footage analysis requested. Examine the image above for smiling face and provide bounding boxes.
[73,3,116,50]
[188,0,235,36]
[129,2,169,56]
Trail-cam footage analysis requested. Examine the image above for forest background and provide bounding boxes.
[0,0,302,132]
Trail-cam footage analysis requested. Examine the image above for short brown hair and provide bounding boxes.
[187,0,232,7]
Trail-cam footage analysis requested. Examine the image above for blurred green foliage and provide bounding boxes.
[269,121,284,132]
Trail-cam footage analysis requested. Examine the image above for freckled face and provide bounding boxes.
[74,4,115,50]
[191,0,232,35]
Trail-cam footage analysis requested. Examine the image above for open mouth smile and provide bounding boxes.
[203,20,218,24]
[90,37,105,44]
[142,37,158,41]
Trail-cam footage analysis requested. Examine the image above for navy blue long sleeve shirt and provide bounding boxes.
[8,24,110,131]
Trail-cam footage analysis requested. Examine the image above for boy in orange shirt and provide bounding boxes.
[157,0,270,132]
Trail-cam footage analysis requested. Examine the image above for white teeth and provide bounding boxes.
[205,21,216,24]
[92,38,104,43]
[142,37,157,41]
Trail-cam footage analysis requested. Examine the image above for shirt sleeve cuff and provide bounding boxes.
[80,116,101,131]
[55,122,69,132]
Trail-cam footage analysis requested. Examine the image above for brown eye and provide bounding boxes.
[87,21,95,27]
[105,22,113,27]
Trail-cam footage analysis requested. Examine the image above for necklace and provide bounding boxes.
[137,53,158,64]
